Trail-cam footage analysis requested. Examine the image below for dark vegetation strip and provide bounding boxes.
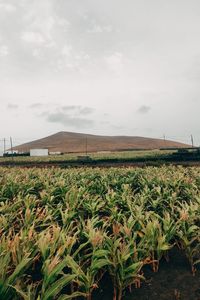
[0,153,200,168]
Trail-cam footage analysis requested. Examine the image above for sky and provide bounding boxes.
[0,0,200,150]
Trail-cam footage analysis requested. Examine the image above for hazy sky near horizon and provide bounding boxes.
[0,0,200,149]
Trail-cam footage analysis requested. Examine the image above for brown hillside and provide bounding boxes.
[12,131,190,153]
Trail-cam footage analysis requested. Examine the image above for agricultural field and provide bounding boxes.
[0,149,174,163]
[1,166,200,299]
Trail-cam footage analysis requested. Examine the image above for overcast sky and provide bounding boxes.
[0,0,200,149]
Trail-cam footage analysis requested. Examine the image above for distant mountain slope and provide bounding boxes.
[12,131,190,153]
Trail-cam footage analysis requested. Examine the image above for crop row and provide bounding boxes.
[0,166,200,300]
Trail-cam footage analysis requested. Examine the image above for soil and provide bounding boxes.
[94,247,200,300]
[12,131,189,153]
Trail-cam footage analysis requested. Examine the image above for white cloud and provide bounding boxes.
[30,16,55,42]
[32,48,42,58]
[105,52,124,74]
[0,3,16,13]
[21,2,57,48]
[87,24,113,34]
[59,45,90,72]
[62,45,72,57]
[0,45,8,57]
[57,18,70,28]
[21,31,45,44]
[19,2,70,56]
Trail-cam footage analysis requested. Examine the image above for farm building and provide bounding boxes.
[30,149,49,157]
[49,151,62,155]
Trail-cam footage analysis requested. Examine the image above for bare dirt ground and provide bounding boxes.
[12,131,189,153]
[94,248,200,300]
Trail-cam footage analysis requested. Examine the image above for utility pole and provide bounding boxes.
[163,134,166,147]
[3,138,6,155]
[10,137,14,160]
[191,134,194,148]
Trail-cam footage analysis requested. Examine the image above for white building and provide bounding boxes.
[49,151,62,155]
[30,149,49,157]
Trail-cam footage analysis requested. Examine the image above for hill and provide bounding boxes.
[12,131,190,154]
